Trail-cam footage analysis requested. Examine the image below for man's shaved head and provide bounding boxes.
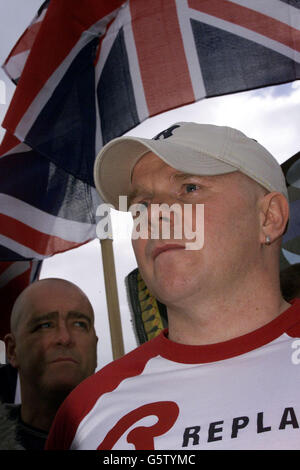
[10,278,94,336]
[5,277,98,419]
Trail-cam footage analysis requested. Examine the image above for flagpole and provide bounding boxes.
[100,234,125,360]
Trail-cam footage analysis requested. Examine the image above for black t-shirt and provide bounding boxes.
[5,404,48,450]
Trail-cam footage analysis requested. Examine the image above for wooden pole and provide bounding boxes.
[100,237,125,360]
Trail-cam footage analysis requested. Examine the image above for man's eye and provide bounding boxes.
[137,201,149,209]
[74,321,89,330]
[35,322,51,331]
[130,201,149,219]
[185,183,198,193]
[130,200,149,209]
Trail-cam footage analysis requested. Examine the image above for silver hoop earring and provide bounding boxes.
[265,235,271,245]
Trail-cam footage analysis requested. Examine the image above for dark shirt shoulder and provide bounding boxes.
[5,403,48,450]
[0,363,17,403]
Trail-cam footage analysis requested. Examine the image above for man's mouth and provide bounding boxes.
[50,357,78,364]
[152,244,185,260]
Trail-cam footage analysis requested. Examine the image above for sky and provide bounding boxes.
[0,0,299,368]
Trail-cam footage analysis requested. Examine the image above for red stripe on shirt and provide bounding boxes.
[45,336,164,449]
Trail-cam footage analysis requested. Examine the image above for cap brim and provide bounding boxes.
[94,136,237,210]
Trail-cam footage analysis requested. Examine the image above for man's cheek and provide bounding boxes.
[132,238,148,262]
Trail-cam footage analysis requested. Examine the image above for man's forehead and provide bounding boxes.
[13,280,93,331]
[26,282,86,307]
[129,164,266,207]
[132,150,167,176]
[131,151,233,186]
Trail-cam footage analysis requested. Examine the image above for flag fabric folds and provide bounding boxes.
[2,1,50,85]
[0,260,42,339]
[0,132,99,261]
[2,0,300,189]
[0,0,299,336]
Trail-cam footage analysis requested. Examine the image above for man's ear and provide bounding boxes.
[259,192,289,244]
[4,333,18,368]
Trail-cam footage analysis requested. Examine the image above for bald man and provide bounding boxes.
[3,278,98,450]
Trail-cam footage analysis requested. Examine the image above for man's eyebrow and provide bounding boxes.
[128,188,152,207]
[27,311,93,329]
[128,189,139,207]
[173,172,210,181]
[27,311,58,329]
[68,311,92,325]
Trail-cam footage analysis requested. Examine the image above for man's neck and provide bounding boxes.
[166,278,291,346]
[20,389,67,432]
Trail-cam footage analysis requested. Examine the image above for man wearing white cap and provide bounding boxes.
[46,123,300,450]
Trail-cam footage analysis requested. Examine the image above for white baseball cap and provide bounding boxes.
[94,122,288,209]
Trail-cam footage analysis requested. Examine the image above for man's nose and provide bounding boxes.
[147,200,181,240]
[55,322,73,346]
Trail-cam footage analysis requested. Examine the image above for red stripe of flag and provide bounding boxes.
[0,266,32,338]
[0,214,85,256]
[4,22,43,59]
[188,0,300,53]
[3,0,123,134]
[0,133,22,157]
[0,262,13,276]
[130,0,195,117]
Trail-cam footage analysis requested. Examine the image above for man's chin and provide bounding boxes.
[150,285,189,309]
[43,372,86,398]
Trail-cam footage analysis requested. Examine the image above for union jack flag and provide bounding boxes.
[0,132,99,261]
[3,1,50,85]
[0,260,42,339]
[0,0,299,337]
[2,0,300,187]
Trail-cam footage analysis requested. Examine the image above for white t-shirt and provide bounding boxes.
[46,299,300,450]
